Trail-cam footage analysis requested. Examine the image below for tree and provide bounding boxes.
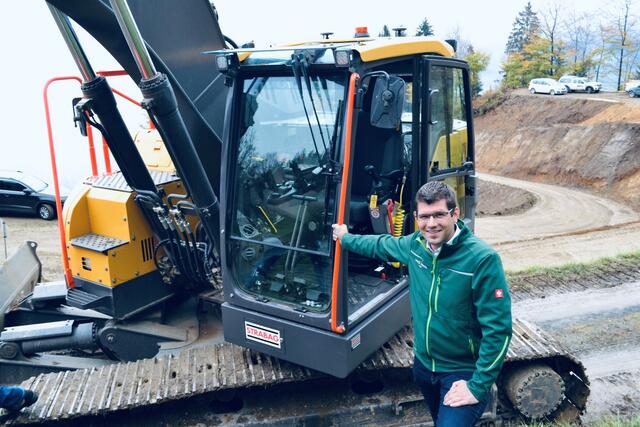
[379,25,391,37]
[415,18,434,36]
[611,0,636,89]
[563,10,595,75]
[501,36,567,88]
[447,26,472,57]
[593,23,611,81]
[505,1,541,53]
[466,49,491,96]
[540,2,561,75]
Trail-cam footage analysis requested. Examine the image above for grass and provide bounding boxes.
[506,250,640,285]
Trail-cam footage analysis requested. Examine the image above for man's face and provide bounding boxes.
[415,199,459,249]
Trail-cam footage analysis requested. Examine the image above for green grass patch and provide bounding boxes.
[506,251,640,290]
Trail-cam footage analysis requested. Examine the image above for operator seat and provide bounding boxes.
[348,111,404,237]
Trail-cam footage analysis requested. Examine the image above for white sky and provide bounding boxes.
[0,0,612,188]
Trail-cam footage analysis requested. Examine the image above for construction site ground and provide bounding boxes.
[1,89,639,424]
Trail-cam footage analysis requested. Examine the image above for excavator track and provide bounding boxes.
[9,318,588,424]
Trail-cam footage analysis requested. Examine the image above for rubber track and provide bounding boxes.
[10,318,584,424]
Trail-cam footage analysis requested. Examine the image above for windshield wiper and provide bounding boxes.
[298,53,330,153]
[291,53,327,164]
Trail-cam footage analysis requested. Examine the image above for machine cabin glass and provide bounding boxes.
[229,73,345,313]
[424,58,474,219]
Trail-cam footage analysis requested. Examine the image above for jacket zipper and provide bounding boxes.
[468,337,475,357]
[426,256,437,371]
[434,275,441,313]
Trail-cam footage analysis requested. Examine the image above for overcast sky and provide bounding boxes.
[0,0,614,189]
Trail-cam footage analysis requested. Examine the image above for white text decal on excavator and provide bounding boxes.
[245,321,282,349]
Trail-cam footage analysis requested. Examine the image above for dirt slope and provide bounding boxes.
[475,92,640,210]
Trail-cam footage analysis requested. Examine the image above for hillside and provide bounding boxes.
[475,91,640,209]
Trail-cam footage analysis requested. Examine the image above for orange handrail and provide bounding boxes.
[330,72,359,334]
[43,71,144,287]
[43,76,83,287]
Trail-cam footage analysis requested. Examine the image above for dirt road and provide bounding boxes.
[475,173,640,271]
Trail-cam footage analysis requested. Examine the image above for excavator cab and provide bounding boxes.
[216,39,476,377]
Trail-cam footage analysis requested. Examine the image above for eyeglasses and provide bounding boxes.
[415,208,454,222]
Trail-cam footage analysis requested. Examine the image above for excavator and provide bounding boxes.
[0,0,589,424]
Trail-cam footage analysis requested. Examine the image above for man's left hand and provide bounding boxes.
[443,380,479,407]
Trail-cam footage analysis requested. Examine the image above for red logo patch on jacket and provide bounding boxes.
[495,289,504,299]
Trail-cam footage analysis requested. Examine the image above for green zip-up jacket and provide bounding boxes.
[341,221,512,401]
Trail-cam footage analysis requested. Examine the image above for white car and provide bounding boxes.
[528,78,567,95]
[558,75,602,93]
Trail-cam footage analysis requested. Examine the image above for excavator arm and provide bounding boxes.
[46,0,230,192]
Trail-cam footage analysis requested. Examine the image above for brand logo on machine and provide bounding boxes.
[245,321,281,349]
[351,333,361,350]
[495,289,504,299]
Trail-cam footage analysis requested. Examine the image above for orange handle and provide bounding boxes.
[330,72,359,334]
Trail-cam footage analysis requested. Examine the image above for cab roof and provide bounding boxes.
[211,36,455,64]
[284,36,455,62]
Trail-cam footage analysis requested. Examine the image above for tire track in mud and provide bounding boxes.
[511,265,640,424]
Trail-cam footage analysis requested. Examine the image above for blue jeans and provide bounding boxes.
[0,386,25,411]
[413,357,489,427]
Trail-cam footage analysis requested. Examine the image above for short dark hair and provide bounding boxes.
[415,181,457,210]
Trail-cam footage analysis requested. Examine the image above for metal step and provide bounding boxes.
[69,233,127,255]
[66,288,111,310]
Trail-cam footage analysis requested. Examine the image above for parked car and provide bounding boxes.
[625,80,640,92]
[0,170,67,220]
[558,75,602,93]
[627,86,640,98]
[528,78,567,95]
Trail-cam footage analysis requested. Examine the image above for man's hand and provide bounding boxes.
[443,380,479,407]
[332,224,348,241]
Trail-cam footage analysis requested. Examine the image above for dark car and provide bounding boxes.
[628,86,640,98]
[0,171,67,220]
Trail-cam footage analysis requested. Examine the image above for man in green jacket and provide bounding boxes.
[332,181,511,427]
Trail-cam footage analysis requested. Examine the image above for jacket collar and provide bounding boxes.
[416,220,470,257]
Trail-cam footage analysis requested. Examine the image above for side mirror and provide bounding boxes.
[23,189,33,195]
[370,76,406,129]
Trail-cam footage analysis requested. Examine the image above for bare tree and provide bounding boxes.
[540,1,561,75]
[593,23,610,81]
[447,26,473,58]
[563,10,595,74]
[611,0,637,89]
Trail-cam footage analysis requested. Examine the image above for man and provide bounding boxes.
[332,181,511,427]
[0,386,38,421]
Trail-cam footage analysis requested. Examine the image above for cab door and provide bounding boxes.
[419,57,476,226]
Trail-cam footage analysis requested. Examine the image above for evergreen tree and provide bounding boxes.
[379,25,391,37]
[505,2,541,53]
[415,18,434,36]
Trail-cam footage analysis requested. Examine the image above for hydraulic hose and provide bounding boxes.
[390,176,407,268]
